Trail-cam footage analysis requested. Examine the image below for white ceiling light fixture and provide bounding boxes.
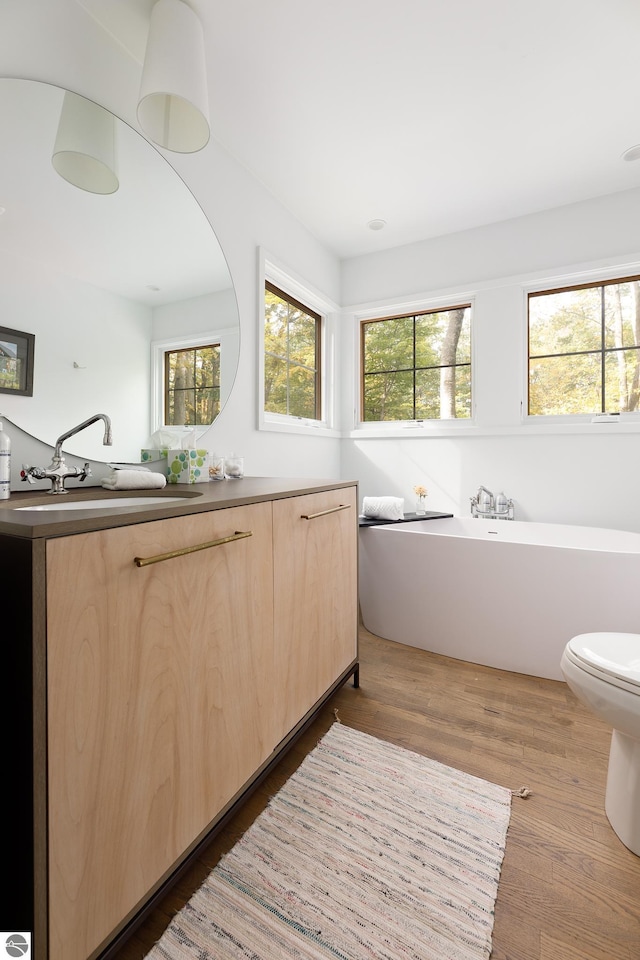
[52,91,119,195]
[137,0,210,154]
[621,144,640,162]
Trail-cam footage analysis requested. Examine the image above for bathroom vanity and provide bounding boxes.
[1,478,358,960]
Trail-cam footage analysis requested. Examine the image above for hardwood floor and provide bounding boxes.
[109,627,640,960]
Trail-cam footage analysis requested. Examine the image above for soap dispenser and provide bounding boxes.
[0,418,11,499]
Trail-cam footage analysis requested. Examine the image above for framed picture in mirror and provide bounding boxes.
[0,325,35,396]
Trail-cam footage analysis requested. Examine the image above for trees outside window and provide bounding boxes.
[264,282,321,420]
[360,305,471,422]
[164,343,220,426]
[528,277,640,415]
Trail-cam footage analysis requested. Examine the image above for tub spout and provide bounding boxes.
[477,485,494,507]
[471,485,494,515]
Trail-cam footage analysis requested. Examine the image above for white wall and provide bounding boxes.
[0,249,151,463]
[0,0,342,486]
[341,188,640,306]
[340,192,640,532]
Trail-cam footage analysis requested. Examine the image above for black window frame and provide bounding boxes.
[527,274,640,416]
[164,341,221,427]
[360,304,472,423]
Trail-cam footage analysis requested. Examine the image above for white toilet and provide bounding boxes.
[561,632,640,855]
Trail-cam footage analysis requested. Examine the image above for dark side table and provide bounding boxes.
[358,510,453,527]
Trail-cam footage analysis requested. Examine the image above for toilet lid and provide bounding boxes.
[568,633,640,688]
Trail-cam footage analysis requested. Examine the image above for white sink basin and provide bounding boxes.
[14,496,191,512]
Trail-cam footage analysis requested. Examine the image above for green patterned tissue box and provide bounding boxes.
[166,449,208,483]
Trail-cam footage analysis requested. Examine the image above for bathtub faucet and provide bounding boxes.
[470,486,514,520]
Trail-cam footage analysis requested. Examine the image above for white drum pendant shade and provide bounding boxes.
[137,0,210,153]
[52,91,119,194]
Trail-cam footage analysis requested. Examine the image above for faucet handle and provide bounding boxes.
[78,462,91,482]
[21,465,36,483]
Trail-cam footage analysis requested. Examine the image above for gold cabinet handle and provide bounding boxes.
[134,530,252,567]
[300,504,350,520]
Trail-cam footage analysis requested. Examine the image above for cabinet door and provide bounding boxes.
[272,487,358,739]
[45,502,274,960]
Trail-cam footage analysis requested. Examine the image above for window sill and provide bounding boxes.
[347,420,476,439]
[348,418,640,439]
[260,415,340,438]
[521,417,640,435]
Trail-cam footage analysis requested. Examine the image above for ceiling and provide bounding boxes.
[77,0,640,260]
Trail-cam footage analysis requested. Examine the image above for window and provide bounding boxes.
[528,276,640,416]
[264,281,321,420]
[360,305,472,422]
[164,342,220,426]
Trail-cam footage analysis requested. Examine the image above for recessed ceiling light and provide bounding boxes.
[368,219,386,231]
[0,206,6,216]
[621,144,640,162]
[146,284,161,292]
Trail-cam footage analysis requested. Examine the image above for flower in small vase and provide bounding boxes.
[413,484,428,515]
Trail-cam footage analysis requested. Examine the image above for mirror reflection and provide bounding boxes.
[0,79,239,463]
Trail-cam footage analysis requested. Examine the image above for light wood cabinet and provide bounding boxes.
[1,479,358,960]
[273,488,358,739]
[46,502,275,960]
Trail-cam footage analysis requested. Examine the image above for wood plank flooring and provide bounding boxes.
[108,627,640,960]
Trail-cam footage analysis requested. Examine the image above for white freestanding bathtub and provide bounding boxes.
[359,517,640,680]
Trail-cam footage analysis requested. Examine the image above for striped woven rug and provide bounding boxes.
[146,722,511,960]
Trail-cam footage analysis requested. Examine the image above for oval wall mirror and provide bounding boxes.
[0,78,239,463]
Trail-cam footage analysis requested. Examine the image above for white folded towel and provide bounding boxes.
[362,496,404,521]
[101,470,167,491]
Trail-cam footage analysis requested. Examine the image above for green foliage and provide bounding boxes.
[264,287,319,418]
[0,360,20,390]
[529,280,640,414]
[362,307,471,421]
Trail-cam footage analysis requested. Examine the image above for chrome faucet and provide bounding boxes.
[477,485,494,508]
[21,413,112,494]
[470,485,514,520]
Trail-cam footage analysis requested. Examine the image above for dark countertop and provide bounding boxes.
[0,477,358,540]
[359,510,453,527]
